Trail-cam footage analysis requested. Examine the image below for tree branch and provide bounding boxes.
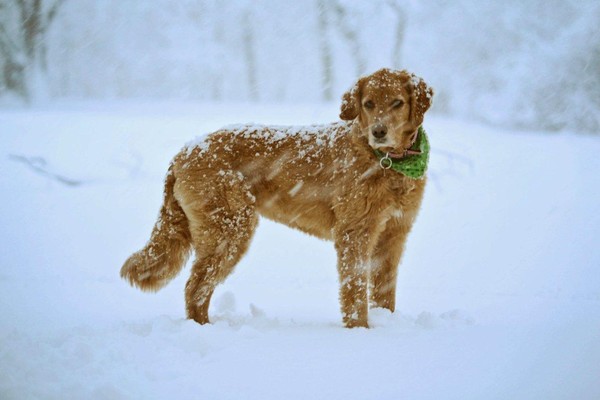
[0,29,12,59]
[46,0,65,24]
[0,10,23,56]
[316,0,333,101]
[9,154,85,187]
[431,147,475,172]
[331,0,366,76]
[385,0,407,68]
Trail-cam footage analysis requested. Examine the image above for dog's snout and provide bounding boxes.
[372,124,387,139]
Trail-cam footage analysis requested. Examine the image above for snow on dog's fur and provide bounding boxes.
[121,69,433,328]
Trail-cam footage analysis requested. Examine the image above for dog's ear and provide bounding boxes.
[406,74,434,128]
[339,78,364,121]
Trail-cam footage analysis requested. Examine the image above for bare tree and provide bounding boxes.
[316,0,333,101]
[9,154,84,186]
[386,0,407,68]
[208,3,224,101]
[330,0,366,77]
[242,6,258,101]
[0,0,65,100]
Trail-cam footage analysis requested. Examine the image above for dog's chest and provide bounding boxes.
[384,174,425,223]
[372,173,420,220]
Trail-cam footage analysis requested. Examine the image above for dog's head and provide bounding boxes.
[340,68,433,153]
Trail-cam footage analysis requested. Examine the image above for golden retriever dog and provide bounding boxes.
[121,68,433,328]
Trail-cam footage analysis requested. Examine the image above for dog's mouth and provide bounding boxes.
[371,137,397,152]
[370,129,421,158]
[372,139,402,154]
[374,145,397,153]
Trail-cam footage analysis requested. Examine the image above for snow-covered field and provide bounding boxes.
[1,102,599,399]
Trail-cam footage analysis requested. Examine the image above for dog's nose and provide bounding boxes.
[372,125,387,139]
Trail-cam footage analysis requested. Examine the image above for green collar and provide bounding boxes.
[373,126,430,179]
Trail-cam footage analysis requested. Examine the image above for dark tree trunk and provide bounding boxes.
[0,0,65,99]
[331,0,366,77]
[387,0,407,68]
[317,0,333,101]
[242,8,258,101]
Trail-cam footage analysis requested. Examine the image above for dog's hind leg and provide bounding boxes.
[177,176,257,325]
[185,205,257,324]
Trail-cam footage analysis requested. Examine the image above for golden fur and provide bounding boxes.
[121,68,433,328]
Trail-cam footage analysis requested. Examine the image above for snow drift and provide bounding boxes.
[0,102,599,399]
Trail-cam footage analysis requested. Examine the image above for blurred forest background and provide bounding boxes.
[1,0,599,132]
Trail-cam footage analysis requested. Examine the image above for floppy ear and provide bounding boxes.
[339,78,364,121]
[407,75,434,128]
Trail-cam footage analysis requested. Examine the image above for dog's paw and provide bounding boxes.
[343,316,369,329]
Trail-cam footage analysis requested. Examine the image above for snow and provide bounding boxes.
[1,102,600,399]
[184,121,347,159]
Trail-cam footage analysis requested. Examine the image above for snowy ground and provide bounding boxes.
[1,102,599,399]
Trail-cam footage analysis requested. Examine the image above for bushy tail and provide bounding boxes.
[120,168,191,292]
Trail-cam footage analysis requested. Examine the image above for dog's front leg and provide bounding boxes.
[370,221,410,312]
[334,224,381,328]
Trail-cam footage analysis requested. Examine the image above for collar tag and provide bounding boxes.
[379,154,393,170]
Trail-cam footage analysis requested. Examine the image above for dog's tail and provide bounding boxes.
[120,166,192,292]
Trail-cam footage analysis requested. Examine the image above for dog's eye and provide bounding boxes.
[363,100,375,110]
[392,99,405,109]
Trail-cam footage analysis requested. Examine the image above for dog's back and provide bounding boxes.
[177,121,353,239]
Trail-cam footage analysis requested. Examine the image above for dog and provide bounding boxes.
[121,68,433,328]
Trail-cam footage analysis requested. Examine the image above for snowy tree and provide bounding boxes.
[385,0,407,68]
[330,0,366,78]
[316,0,334,101]
[0,0,65,101]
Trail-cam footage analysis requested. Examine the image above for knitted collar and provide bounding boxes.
[373,126,430,179]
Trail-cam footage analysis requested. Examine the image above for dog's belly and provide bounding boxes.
[256,195,335,240]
